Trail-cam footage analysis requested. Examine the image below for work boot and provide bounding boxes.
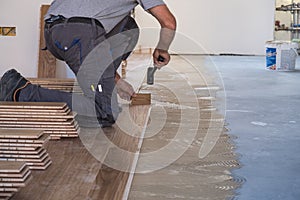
[0,69,30,101]
[98,114,116,128]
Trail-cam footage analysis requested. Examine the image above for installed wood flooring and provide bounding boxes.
[11,105,150,200]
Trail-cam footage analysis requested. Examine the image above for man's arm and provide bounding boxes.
[148,4,177,68]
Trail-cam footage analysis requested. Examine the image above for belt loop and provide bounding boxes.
[64,17,69,27]
[45,23,50,30]
[91,18,97,40]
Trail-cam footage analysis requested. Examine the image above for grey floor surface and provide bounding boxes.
[210,56,300,200]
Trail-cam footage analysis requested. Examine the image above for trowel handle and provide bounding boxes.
[157,55,165,62]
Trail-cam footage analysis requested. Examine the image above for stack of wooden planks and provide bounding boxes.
[0,161,32,200]
[0,129,51,170]
[28,78,82,93]
[0,102,79,140]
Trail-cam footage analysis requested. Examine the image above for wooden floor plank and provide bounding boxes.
[0,170,31,182]
[0,129,43,139]
[0,115,74,121]
[0,187,19,192]
[0,109,71,115]
[131,93,151,105]
[0,191,13,198]
[0,165,31,178]
[0,147,44,156]
[0,146,38,151]
[0,133,49,144]
[0,142,45,148]
[0,161,27,173]
[0,149,47,159]
[0,119,75,125]
[0,102,67,110]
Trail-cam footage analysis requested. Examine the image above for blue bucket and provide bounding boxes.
[265,41,298,71]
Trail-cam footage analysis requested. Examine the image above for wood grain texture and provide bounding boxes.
[87,105,150,200]
[12,105,150,200]
[37,5,56,78]
[0,129,43,139]
[0,147,44,156]
[0,161,32,199]
[0,102,67,110]
[0,161,27,173]
[0,112,75,119]
[0,169,31,182]
[0,102,79,139]
[11,138,102,200]
[28,78,83,93]
[0,129,52,172]
[0,149,46,159]
[131,93,151,105]
[0,146,37,151]
[0,133,49,144]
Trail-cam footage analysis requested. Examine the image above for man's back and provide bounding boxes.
[45,0,164,32]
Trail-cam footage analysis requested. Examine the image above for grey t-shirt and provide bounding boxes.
[45,0,165,32]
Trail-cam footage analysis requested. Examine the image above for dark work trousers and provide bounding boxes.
[19,16,139,126]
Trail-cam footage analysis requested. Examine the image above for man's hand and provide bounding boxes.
[153,49,170,68]
[115,78,136,101]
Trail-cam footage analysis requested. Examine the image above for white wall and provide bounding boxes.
[0,0,275,77]
[0,0,52,77]
[136,0,276,55]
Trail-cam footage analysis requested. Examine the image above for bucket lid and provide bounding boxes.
[266,40,299,48]
[265,40,294,44]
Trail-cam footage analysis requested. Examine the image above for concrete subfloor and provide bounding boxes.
[208,56,300,200]
[128,54,238,200]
